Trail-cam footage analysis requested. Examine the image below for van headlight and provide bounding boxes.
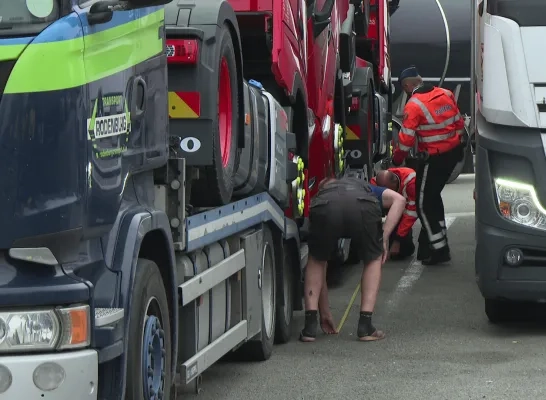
[0,305,90,352]
[495,178,546,229]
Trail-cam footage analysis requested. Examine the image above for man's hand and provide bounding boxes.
[382,237,389,264]
[389,240,400,257]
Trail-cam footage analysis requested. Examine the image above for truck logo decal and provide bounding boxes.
[87,94,131,158]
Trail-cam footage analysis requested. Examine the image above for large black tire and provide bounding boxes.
[274,243,295,344]
[191,24,239,206]
[485,298,520,324]
[241,226,277,360]
[447,144,472,184]
[125,259,173,400]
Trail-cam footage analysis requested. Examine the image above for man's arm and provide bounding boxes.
[394,182,418,238]
[392,103,421,166]
[381,188,406,238]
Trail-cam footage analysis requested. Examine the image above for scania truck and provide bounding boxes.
[473,0,546,323]
[0,0,392,398]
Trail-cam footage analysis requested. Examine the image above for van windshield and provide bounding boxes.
[487,0,546,27]
[0,0,59,37]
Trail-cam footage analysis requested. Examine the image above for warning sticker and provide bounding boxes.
[26,0,54,18]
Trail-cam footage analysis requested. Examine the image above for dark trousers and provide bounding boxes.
[415,145,462,255]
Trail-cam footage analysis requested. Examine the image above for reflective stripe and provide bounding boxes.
[418,131,456,143]
[401,172,415,199]
[401,126,415,136]
[439,220,446,227]
[407,200,416,206]
[399,143,412,151]
[431,239,448,250]
[417,114,461,131]
[403,172,416,185]
[429,232,444,241]
[404,209,418,217]
[409,97,436,124]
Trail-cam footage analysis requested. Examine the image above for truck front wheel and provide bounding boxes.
[125,259,173,400]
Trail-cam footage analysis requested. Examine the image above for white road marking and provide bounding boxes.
[384,216,457,314]
[445,211,475,218]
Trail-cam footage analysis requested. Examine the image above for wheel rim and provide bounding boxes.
[218,57,232,168]
[141,297,166,400]
[261,242,275,338]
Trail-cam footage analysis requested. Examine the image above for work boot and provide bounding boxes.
[422,247,451,266]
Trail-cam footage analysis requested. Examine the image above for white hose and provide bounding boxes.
[435,0,450,88]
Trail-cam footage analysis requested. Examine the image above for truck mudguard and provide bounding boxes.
[166,0,245,165]
[105,205,178,397]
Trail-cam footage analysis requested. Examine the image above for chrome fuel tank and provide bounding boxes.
[390,0,471,115]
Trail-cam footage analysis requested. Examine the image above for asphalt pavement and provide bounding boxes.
[179,174,546,400]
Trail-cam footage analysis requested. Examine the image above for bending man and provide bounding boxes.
[300,176,405,343]
[371,167,418,260]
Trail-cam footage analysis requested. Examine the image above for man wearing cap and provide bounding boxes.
[392,66,465,265]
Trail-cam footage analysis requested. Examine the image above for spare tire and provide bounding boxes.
[191,25,239,206]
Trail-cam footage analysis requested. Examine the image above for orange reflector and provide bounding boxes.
[245,113,250,125]
[499,201,510,217]
[69,308,89,345]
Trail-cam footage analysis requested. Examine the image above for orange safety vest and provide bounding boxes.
[370,167,417,238]
[390,167,418,238]
[396,86,464,156]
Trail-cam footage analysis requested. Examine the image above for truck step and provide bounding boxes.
[181,320,248,384]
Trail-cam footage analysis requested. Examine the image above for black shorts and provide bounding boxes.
[307,192,384,264]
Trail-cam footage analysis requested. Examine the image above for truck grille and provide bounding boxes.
[0,60,16,102]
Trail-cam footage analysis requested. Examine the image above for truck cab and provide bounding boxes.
[473,0,546,323]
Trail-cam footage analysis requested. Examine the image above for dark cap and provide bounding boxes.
[399,66,419,82]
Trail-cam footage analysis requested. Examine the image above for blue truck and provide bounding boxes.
[0,0,315,398]
[0,0,393,396]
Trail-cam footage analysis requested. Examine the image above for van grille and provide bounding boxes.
[0,61,16,101]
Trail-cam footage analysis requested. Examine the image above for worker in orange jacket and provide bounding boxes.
[371,167,417,260]
[392,66,465,265]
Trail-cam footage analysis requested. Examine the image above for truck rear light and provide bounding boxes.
[350,97,360,111]
[166,39,198,64]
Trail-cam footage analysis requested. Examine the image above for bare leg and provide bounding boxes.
[358,255,386,341]
[360,256,382,312]
[301,255,327,342]
[304,255,327,311]
[318,268,338,334]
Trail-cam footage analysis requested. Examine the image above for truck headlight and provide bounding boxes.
[0,305,90,352]
[494,178,546,229]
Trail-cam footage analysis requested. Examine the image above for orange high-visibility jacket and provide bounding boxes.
[370,167,417,238]
[393,86,464,163]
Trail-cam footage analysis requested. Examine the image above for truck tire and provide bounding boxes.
[275,244,294,344]
[241,226,277,360]
[125,259,172,400]
[485,298,519,324]
[191,25,239,206]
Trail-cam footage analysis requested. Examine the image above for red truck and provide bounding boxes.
[162,0,394,391]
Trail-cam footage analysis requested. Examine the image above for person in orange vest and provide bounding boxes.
[392,66,466,265]
[371,167,417,260]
